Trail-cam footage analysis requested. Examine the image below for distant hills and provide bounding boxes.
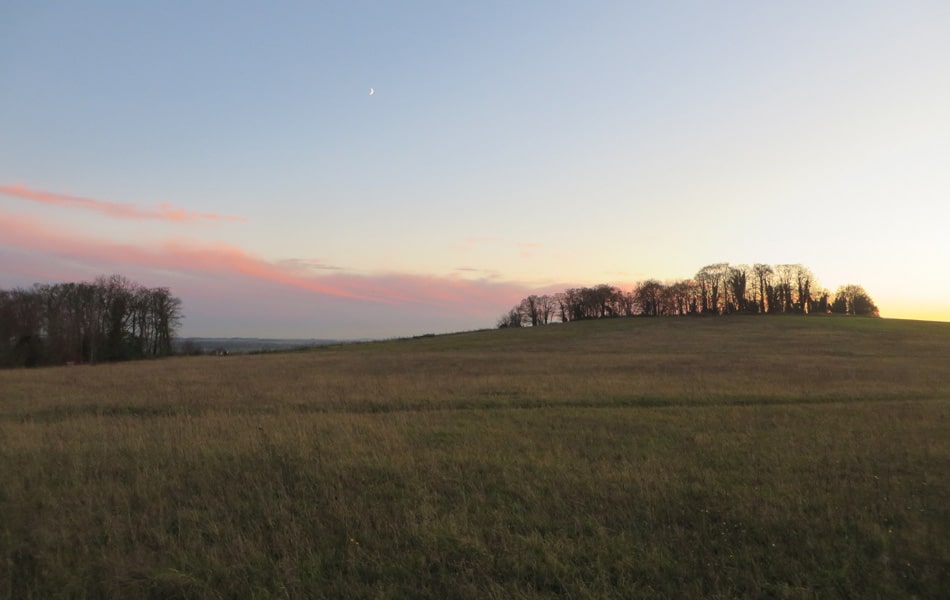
[175,337,361,354]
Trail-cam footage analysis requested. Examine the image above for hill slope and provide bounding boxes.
[1,316,948,598]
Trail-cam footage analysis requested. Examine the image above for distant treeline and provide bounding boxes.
[499,262,879,327]
[0,275,182,367]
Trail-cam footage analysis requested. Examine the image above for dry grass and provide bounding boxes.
[1,315,948,598]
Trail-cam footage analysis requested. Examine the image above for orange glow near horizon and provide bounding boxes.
[880,307,950,324]
[3,207,947,324]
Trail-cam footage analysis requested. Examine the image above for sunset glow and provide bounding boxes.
[2,3,948,337]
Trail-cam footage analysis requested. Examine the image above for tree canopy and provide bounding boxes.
[498,262,877,327]
[0,275,182,367]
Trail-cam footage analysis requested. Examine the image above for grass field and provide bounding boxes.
[1,315,948,598]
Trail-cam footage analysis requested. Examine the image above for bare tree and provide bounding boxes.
[832,285,879,316]
[519,294,557,326]
[537,294,558,324]
[636,280,666,316]
[752,264,773,314]
[665,280,698,315]
[727,265,751,313]
[497,306,524,328]
[616,290,638,317]
[773,264,797,314]
[556,288,585,322]
[0,275,183,368]
[812,288,831,314]
[793,264,816,314]
[497,262,877,328]
[696,263,730,314]
[575,285,618,319]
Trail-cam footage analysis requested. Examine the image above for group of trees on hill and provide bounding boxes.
[0,275,182,367]
[499,262,879,328]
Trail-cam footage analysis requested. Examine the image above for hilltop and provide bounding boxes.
[1,315,948,598]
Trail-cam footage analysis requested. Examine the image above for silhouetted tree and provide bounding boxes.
[812,288,831,314]
[665,280,699,315]
[497,262,878,328]
[832,285,879,317]
[585,284,622,318]
[771,264,798,313]
[793,264,816,314]
[752,264,773,314]
[520,294,557,327]
[497,306,524,328]
[149,287,183,356]
[616,290,638,317]
[696,263,730,314]
[556,289,583,322]
[727,265,751,313]
[636,280,666,316]
[0,275,183,368]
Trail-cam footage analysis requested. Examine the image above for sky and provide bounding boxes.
[2,1,949,338]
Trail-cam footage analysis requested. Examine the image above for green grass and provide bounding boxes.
[1,315,948,598]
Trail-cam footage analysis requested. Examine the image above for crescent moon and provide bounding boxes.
[369,88,375,96]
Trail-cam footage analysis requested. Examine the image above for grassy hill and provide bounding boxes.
[2,315,948,598]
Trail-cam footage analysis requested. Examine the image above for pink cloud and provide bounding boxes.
[277,258,344,271]
[0,210,531,313]
[0,183,247,223]
[0,212,373,301]
[518,242,541,258]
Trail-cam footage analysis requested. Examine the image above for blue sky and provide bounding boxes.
[2,1,949,337]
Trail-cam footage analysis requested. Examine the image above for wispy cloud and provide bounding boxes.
[0,183,247,223]
[454,266,504,280]
[0,212,375,301]
[0,211,531,313]
[518,242,541,258]
[277,258,344,271]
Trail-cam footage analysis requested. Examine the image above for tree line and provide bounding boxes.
[0,275,182,367]
[498,262,879,328]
